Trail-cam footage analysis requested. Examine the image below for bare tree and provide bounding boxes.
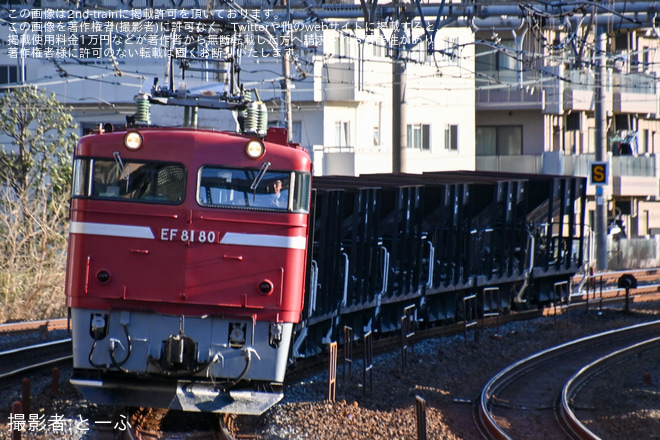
[0,87,78,195]
[0,87,78,322]
[0,185,70,321]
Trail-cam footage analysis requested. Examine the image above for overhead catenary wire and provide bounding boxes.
[1,1,660,101]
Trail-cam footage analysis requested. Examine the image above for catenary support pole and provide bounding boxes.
[595,28,608,270]
[392,1,407,173]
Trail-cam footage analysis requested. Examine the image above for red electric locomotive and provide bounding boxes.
[65,126,312,414]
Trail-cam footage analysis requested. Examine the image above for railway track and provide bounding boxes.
[0,339,72,385]
[2,269,660,439]
[559,335,660,439]
[476,320,660,439]
[0,318,68,335]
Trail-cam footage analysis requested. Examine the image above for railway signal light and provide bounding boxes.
[590,161,608,185]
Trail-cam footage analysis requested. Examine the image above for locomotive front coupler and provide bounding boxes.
[153,315,208,374]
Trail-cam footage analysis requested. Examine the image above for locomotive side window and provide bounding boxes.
[291,172,312,213]
[72,158,92,197]
[72,157,185,204]
[197,167,311,213]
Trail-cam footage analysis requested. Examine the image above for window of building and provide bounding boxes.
[371,38,383,58]
[409,39,430,64]
[475,39,517,83]
[291,121,302,144]
[373,126,380,146]
[335,121,351,147]
[335,34,351,58]
[0,65,25,85]
[640,129,649,154]
[476,127,496,155]
[407,123,430,150]
[442,36,460,65]
[476,125,522,156]
[445,124,458,151]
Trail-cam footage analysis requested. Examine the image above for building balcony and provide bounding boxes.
[476,155,543,173]
[477,152,659,199]
[612,72,659,115]
[563,88,596,112]
[545,152,658,198]
[475,86,543,110]
[322,59,391,102]
[477,67,659,116]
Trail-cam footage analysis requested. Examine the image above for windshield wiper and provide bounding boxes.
[113,151,129,191]
[250,161,271,191]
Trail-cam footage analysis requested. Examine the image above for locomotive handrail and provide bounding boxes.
[576,225,594,293]
[514,232,535,304]
[309,260,319,318]
[380,245,390,296]
[426,240,435,289]
[341,252,349,308]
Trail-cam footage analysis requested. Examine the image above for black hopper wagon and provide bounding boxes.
[294,171,587,357]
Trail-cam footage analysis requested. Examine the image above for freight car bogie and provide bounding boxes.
[70,308,292,414]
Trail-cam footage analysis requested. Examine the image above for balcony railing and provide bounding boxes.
[566,69,597,91]
[565,153,657,178]
[475,87,542,109]
[477,67,659,114]
[478,152,657,179]
[613,71,658,94]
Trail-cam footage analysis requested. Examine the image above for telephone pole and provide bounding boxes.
[281,0,294,141]
[594,28,608,270]
[281,49,294,141]
[392,1,407,173]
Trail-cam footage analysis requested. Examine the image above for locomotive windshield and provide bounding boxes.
[72,157,185,203]
[197,166,311,213]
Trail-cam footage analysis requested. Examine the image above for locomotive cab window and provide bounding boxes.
[197,166,311,213]
[72,157,185,203]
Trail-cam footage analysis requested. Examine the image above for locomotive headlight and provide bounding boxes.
[245,139,265,159]
[124,131,143,150]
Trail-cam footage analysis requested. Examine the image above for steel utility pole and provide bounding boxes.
[281,49,294,141]
[281,0,294,141]
[594,28,608,270]
[392,0,407,173]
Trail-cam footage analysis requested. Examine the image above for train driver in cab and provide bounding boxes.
[271,179,286,208]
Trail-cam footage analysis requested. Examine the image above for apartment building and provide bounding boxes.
[251,26,476,175]
[1,0,658,266]
[474,22,660,267]
[0,0,475,175]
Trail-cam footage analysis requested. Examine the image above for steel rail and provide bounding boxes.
[559,336,660,440]
[476,320,660,440]
[0,339,72,381]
